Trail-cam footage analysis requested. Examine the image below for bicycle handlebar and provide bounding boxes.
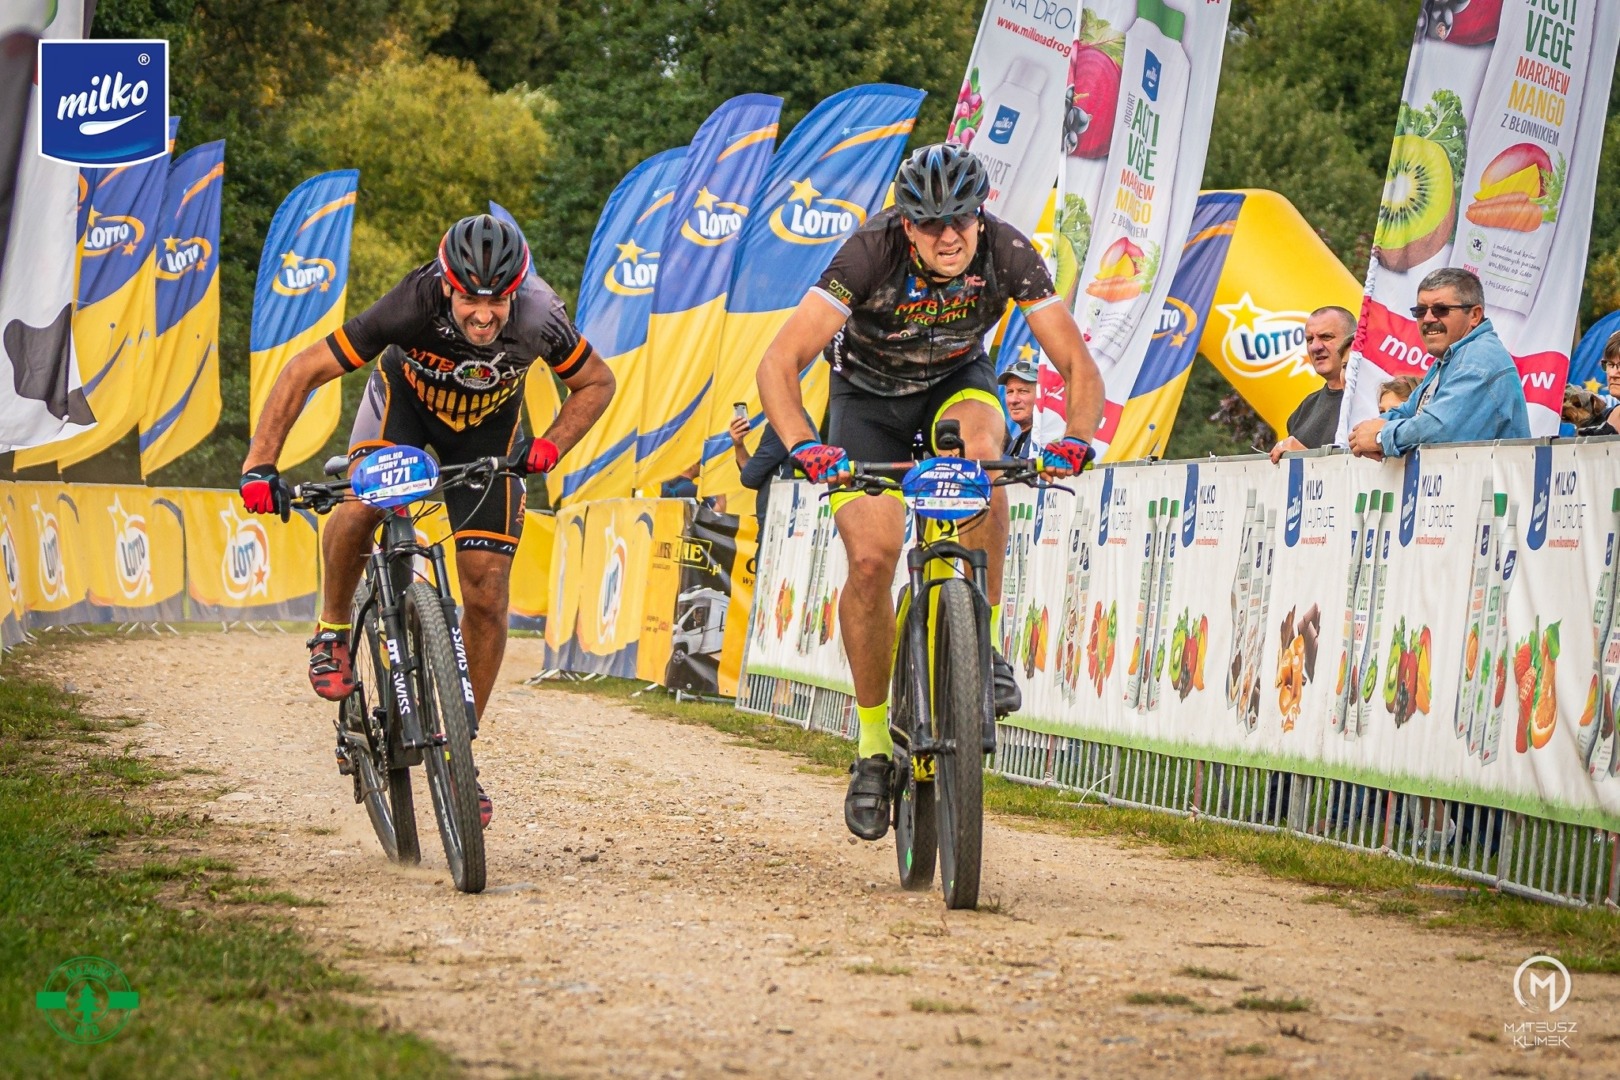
[843,458,1040,481]
[290,454,521,512]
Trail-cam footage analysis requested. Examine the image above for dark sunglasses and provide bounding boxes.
[911,213,979,237]
[1410,302,1473,319]
[1603,358,1620,372]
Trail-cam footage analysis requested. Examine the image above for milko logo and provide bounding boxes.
[769,178,866,246]
[108,496,153,599]
[218,507,270,600]
[1526,445,1552,551]
[604,237,659,296]
[1213,294,1314,380]
[1284,457,1304,547]
[1182,464,1199,547]
[155,235,212,280]
[679,187,748,247]
[39,40,169,167]
[988,104,1020,145]
[32,503,67,602]
[81,209,146,258]
[1142,50,1162,101]
[271,250,336,297]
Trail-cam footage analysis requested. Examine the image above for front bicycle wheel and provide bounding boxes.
[403,581,486,893]
[891,586,936,891]
[350,587,418,865]
[933,578,985,910]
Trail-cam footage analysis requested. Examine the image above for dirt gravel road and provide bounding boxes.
[47,633,1620,1078]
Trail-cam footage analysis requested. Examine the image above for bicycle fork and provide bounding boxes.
[374,513,429,752]
[901,540,996,764]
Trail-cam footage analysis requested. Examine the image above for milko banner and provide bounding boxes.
[1342,2,1620,437]
[947,0,1074,235]
[746,441,1620,830]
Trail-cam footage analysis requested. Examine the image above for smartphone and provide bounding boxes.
[733,402,748,421]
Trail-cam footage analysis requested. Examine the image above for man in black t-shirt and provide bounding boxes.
[1269,306,1355,464]
[757,144,1105,842]
[240,215,614,825]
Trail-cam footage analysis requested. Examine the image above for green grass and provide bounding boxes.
[0,671,459,1078]
[1177,965,1240,981]
[545,677,1620,973]
[1125,991,1194,1007]
[909,998,977,1015]
[848,962,912,976]
[1235,997,1312,1013]
[1225,1043,1269,1056]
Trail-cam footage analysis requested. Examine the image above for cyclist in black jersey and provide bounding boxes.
[757,144,1105,841]
[240,214,614,824]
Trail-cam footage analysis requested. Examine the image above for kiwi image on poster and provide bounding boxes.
[665,506,742,695]
[1373,89,1467,271]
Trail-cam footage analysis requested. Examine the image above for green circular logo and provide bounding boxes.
[36,956,140,1044]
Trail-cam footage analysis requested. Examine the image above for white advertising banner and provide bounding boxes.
[1341,2,1620,438]
[748,442,1620,831]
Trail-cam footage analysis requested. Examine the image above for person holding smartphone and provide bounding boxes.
[730,401,806,534]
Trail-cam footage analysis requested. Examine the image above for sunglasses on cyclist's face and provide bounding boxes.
[911,213,979,238]
[1409,302,1474,320]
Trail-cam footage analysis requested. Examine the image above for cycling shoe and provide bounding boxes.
[478,782,493,829]
[845,755,893,841]
[307,630,357,701]
[992,649,1022,716]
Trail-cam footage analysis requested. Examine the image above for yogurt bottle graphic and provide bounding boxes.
[1078,0,1191,370]
[975,62,1047,222]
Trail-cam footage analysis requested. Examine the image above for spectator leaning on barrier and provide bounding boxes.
[1573,330,1620,436]
[1348,267,1530,460]
[998,357,1040,458]
[1269,305,1355,463]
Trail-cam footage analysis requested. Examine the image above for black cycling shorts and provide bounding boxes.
[348,347,525,556]
[827,353,1000,463]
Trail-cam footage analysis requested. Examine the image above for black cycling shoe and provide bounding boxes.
[844,755,893,841]
[992,650,1022,716]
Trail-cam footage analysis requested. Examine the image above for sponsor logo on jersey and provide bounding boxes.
[219,506,271,600]
[1212,293,1313,380]
[679,186,748,248]
[451,359,503,391]
[769,178,866,246]
[155,235,211,280]
[270,250,336,297]
[109,496,153,599]
[81,211,146,258]
[604,237,660,297]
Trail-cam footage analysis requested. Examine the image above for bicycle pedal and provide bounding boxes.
[430,732,448,746]
[335,745,355,776]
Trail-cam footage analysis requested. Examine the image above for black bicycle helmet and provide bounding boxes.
[892,143,990,224]
[437,213,531,298]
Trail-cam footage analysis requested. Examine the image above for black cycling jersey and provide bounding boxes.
[811,207,1059,397]
[328,262,590,431]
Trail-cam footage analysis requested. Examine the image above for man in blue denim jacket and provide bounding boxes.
[1348,268,1530,460]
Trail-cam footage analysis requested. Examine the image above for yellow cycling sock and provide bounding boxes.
[990,604,1002,644]
[857,701,893,759]
[316,620,352,634]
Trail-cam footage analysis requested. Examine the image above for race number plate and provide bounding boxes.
[351,445,440,509]
[902,457,990,521]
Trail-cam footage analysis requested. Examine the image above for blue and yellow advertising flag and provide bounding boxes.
[634,94,782,490]
[696,84,923,502]
[14,118,177,471]
[249,170,358,471]
[488,200,563,450]
[1106,193,1243,460]
[141,140,224,474]
[551,148,688,506]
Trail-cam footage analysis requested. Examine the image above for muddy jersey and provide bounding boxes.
[811,208,1059,396]
[328,262,590,431]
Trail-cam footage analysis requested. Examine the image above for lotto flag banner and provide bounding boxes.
[697,84,924,504]
[249,170,358,471]
[9,482,92,628]
[508,510,556,632]
[551,148,688,506]
[946,0,1073,235]
[488,201,563,444]
[1340,2,1620,439]
[542,503,588,660]
[76,484,185,622]
[634,94,782,489]
[141,139,224,474]
[178,489,318,621]
[542,499,675,677]
[15,116,177,471]
[0,2,91,454]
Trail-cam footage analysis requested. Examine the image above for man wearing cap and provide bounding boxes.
[999,357,1040,458]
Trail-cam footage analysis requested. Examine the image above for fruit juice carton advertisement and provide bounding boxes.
[794,500,832,656]
[1479,500,1520,764]
[1226,490,1259,714]
[1457,1,1594,316]
[1239,511,1277,734]
[1125,498,1160,708]
[1077,0,1191,368]
[1146,498,1178,714]
[1455,482,1496,741]
[1056,508,1094,703]
[1331,491,1369,736]
[1353,492,1396,739]
[1344,490,1384,739]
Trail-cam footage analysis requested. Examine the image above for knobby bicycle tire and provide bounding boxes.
[404,582,486,893]
[933,578,984,910]
[350,584,419,865]
[891,585,937,891]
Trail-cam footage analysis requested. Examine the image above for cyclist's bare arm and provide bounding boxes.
[757,293,846,448]
[540,350,615,455]
[244,339,349,469]
[1025,302,1104,442]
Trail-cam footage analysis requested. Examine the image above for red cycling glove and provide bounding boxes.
[240,465,291,522]
[1038,436,1095,477]
[789,440,851,485]
[514,437,560,476]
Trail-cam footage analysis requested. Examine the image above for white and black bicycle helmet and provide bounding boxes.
[892,143,990,224]
[437,213,531,298]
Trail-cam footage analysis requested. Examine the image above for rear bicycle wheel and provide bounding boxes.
[404,582,486,893]
[933,578,985,910]
[349,587,418,864]
[891,586,936,891]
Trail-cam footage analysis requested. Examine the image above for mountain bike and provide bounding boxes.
[832,420,1057,909]
[291,445,515,894]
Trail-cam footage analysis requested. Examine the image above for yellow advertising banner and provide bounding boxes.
[510,510,556,631]
[75,484,186,622]
[635,499,695,682]
[9,483,93,627]
[716,515,759,697]
[573,499,663,675]
[178,489,319,620]
[543,505,588,659]
[0,483,28,646]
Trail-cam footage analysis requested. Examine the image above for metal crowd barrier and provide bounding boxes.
[736,671,1620,910]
